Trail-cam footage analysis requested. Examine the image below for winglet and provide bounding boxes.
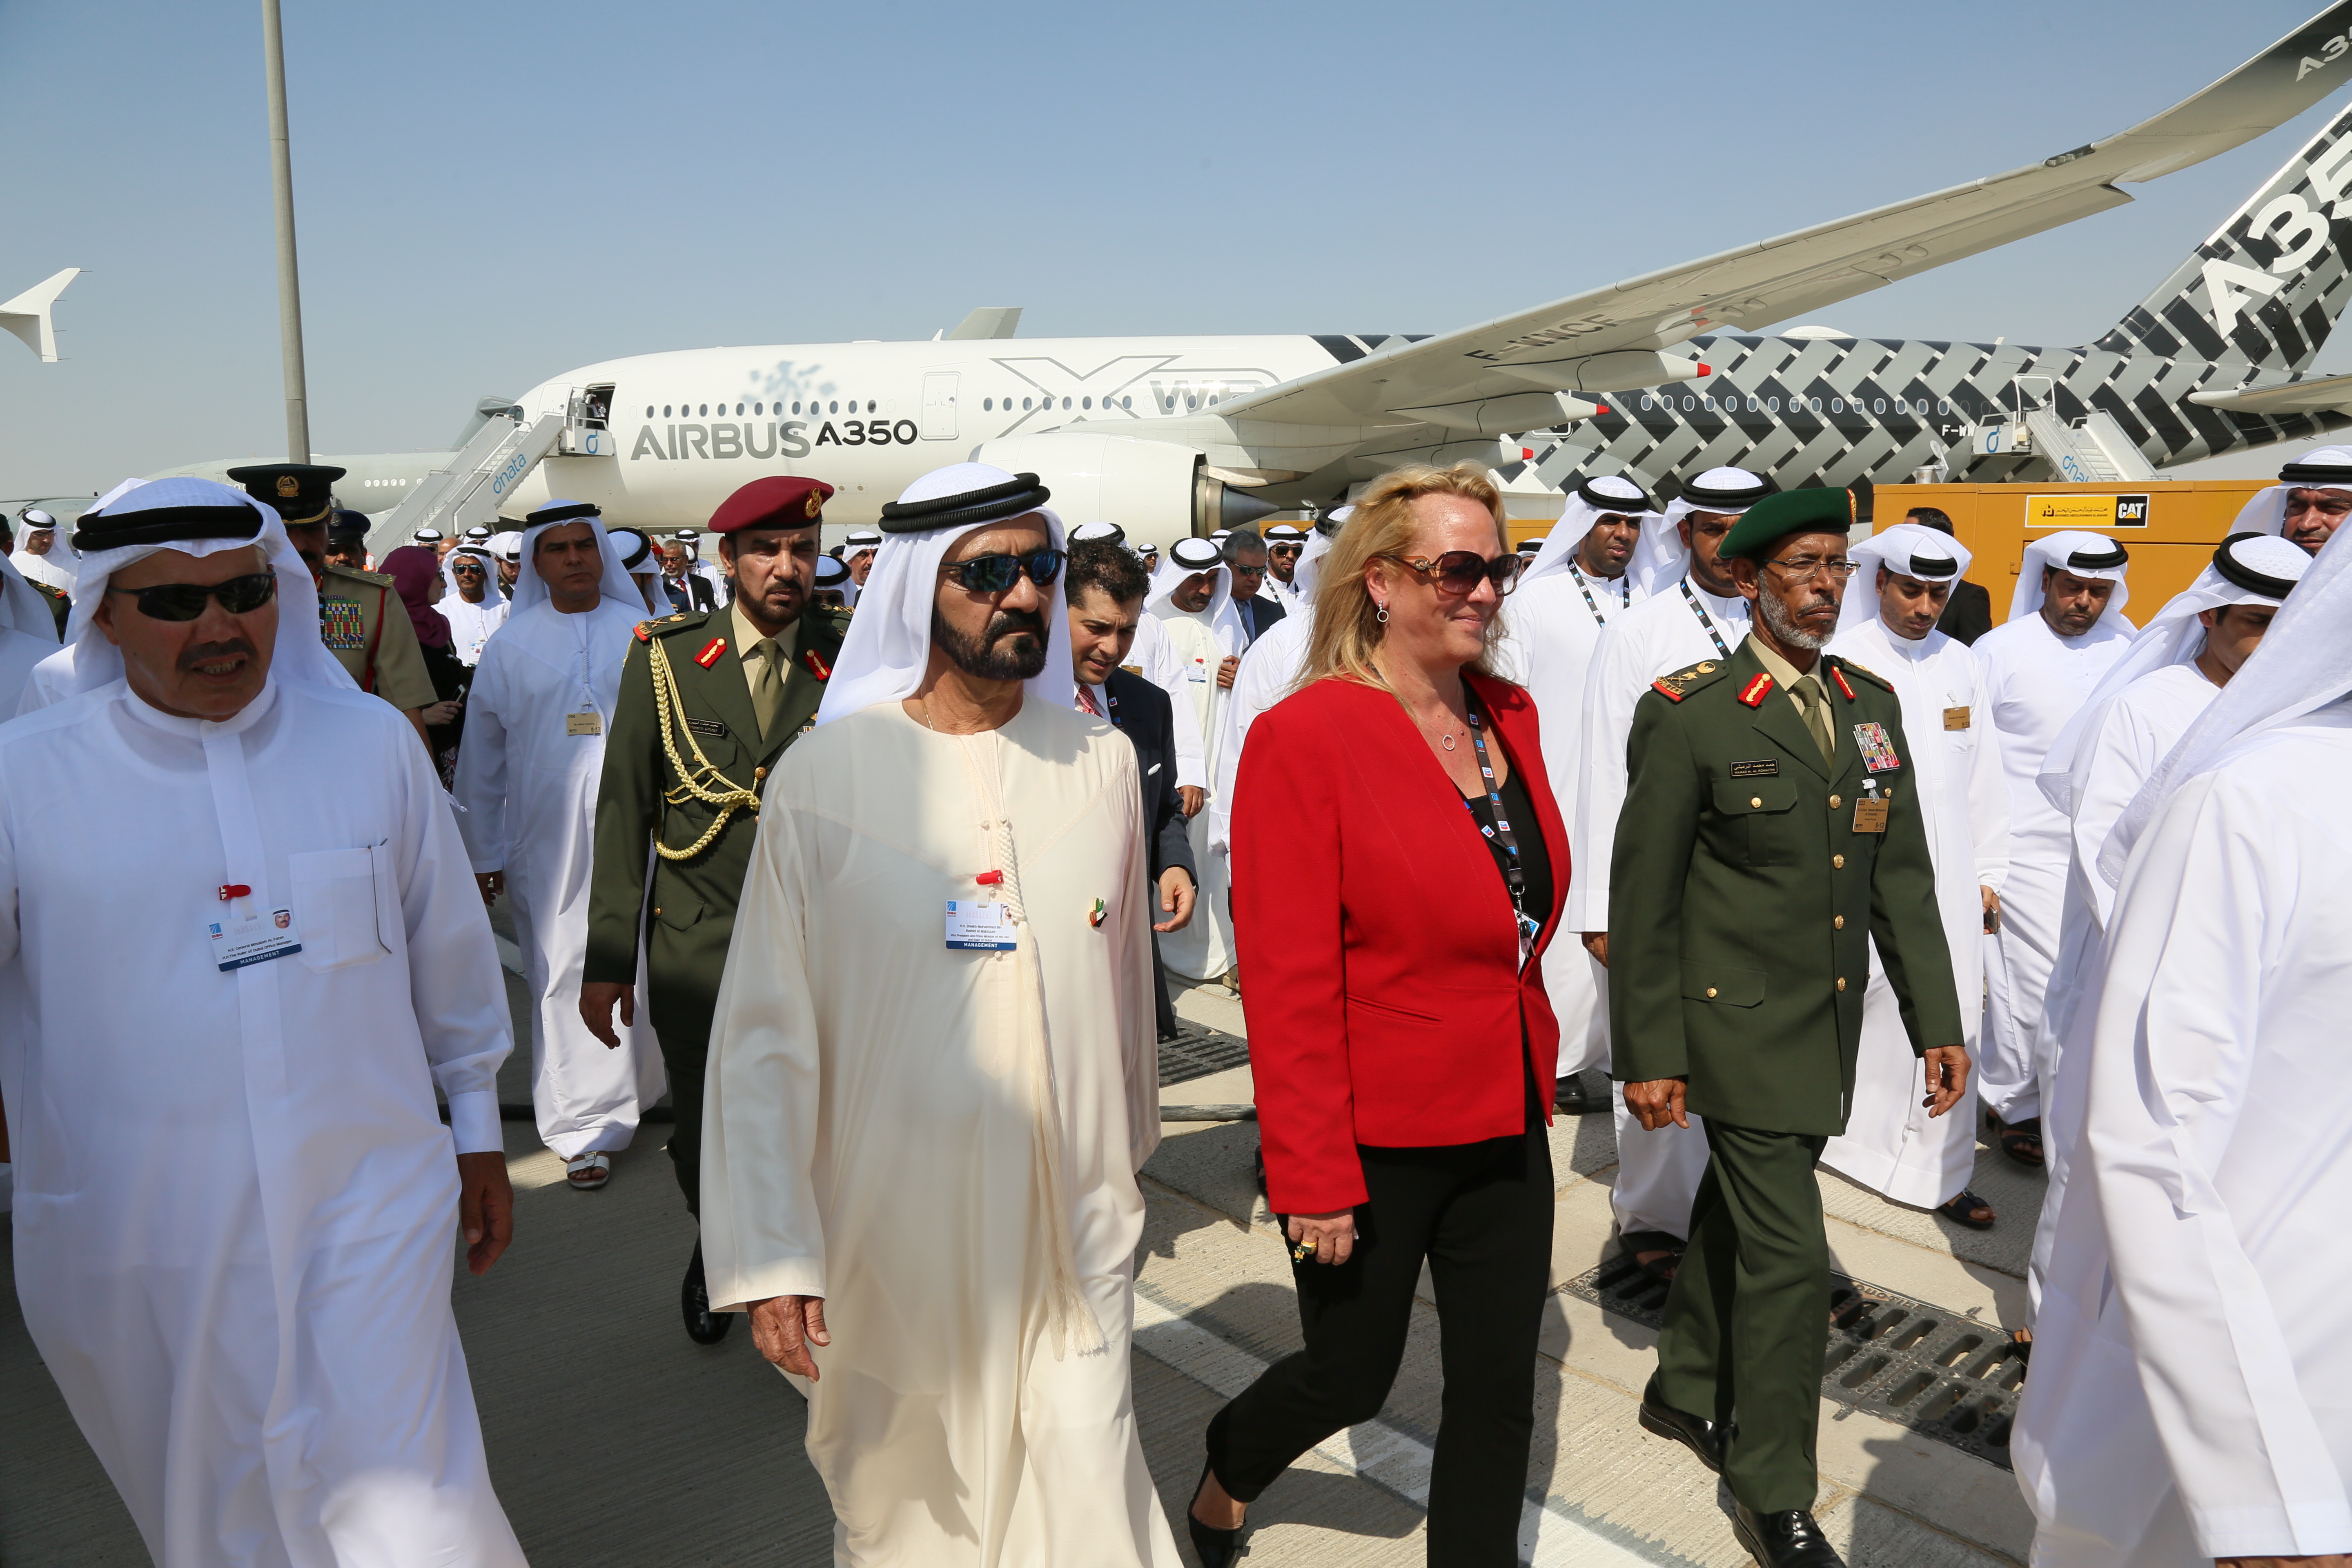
[0,268,80,363]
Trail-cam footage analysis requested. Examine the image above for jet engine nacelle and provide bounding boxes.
[972,432,1276,547]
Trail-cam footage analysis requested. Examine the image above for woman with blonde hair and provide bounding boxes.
[1186,463,1570,1565]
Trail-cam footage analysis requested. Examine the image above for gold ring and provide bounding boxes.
[1291,1240,1316,1262]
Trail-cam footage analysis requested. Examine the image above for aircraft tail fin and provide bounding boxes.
[2096,100,2352,374]
[0,268,80,363]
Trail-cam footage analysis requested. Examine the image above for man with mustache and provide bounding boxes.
[0,477,525,1565]
[1609,484,1960,1568]
[700,463,1178,1565]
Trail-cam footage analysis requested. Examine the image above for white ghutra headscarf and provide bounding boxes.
[813,464,1070,726]
[2100,524,2351,886]
[1521,473,1654,590]
[2225,443,2352,538]
[1628,466,1768,595]
[2011,530,2132,626]
[506,502,646,617]
[1834,521,1972,637]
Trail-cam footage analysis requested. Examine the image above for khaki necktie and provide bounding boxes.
[1792,675,1835,766]
[749,638,784,737]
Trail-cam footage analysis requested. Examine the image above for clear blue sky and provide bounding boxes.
[0,0,2344,501]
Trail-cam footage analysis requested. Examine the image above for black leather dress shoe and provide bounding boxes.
[1637,1374,1728,1473]
[1732,1504,1845,1567]
[682,1242,731,1345]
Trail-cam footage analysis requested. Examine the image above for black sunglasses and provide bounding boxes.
[944,548,1065,593]
[1383,551,1523,596]
[106,572,278,622]
[452,559,487,573]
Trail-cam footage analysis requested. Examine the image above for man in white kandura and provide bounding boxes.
[1969,530,2133,1170]
[440,541,508,666]
[10,506,75,595]
[2227,443,2352,557]
[702,463,1176,1566]
[2015,527,2352,1568]
[1497,474,1651,1114]
[1817,523,2010,1229]
[0,477,524,1566]
[1139,534,1246,983]
[1573,464,1769,1279]
[456,500,663,1192]
[2021,531,2308,1319]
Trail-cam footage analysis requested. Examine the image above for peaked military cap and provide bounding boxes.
[224,462,347,526]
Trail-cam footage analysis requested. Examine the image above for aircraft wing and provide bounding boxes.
[1216,3,2352,429]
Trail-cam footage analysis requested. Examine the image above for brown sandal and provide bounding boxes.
[1936,1189,1996,1229]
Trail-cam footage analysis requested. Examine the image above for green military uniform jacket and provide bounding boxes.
[1607,637,1962,1136]
[582,605,851,1035]
[30,581,68,638]
[317,563,438,711]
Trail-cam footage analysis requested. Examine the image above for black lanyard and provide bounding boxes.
[1567,563,1629,627]
[1461,699,1539,964]
[1679,579,1733,658]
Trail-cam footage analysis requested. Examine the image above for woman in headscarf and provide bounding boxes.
[382,544,468,783]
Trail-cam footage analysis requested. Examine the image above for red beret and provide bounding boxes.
[707,476,833,533]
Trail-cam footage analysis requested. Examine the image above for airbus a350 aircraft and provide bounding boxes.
[174,4,2352,552]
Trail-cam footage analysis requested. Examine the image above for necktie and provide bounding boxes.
[1792,675,1835,766]
[749,638,784,737]
[1077,684,1103,717]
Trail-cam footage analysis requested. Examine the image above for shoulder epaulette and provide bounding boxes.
[1831,655,1890,695]
[1648,657,1730,704]
[1735,672,1775,708]
[635,610,706,639]
[327,564,392,586]
[31,582,65,603]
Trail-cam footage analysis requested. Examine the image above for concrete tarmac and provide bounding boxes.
[0,963,2040,1566]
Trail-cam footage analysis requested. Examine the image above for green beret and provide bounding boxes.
[1719,478,1874,561]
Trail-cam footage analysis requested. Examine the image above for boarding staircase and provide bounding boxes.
[2021,408,2157,483]
[364,389,615,559]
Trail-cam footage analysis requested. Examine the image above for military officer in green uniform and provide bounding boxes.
[226,464,441,746]
[579,474,846,1344]
[1610,483,1964,1568]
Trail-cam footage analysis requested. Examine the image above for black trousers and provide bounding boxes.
[651,1007,712,1216]
[1151,932,1178,1038]
[1206,1121,1553,1565]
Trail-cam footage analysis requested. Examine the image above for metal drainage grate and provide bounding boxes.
[1158,1027,1249,1087]
[1562,1257,2026,1471]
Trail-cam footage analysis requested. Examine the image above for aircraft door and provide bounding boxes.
[922,372,958,439]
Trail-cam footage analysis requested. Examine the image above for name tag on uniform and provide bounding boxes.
[209,908,301,971]
[1853,797,1890,833]
[686,717,729,738]
[1851,722,1902,772]
[1187,657,1209,683]
[1730,759,1778,778]
[1943,706,1971,731]
[945,899,1016,951]
[567,712,603,737]
[319,601,367,650]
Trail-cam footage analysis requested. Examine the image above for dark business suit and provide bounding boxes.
[1233,591,1287,645]
[1101,667,1196,1037]
[1934,578,1993,645]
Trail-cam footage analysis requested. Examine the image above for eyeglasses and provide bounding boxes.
[105,572,278,621]
[451,561,486,574]
[1382,551,1523,596]
[2285,494,2352,518]
[943,548,1066,593]
[1267,543,1303,557]
[1761,555,1859,582]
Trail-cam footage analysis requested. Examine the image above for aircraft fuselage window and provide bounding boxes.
[1810,397,1823,413]
[1165,398,1175,410]
[1082,396,1092,409]
[1873,399,1886,414]
[867,401,877,413]
[1021,397,1031,410]
[829,401,839,414]
[663,405,673,417]
[1938,399,1951,414]
[645,405,655,417]
[1122,396,1132,409]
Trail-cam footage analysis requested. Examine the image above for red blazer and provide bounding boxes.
[1231,671,1569,1214]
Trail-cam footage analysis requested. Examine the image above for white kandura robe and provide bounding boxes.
[1144,601,1242,982]
[1572,579,1744,1241]
[441,591,508,667]
[1817,617,2010,1208]
[2016,708,2352,1567]
[1499,566,1641,1082]
[1207,608,1310,865]
[702,699,1178,1568]
[0,676,524,1568]
[10,542,73,594]
[1968,610,2132,1124]
[455,598,662,1158]
[2025,662,2220,1318]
